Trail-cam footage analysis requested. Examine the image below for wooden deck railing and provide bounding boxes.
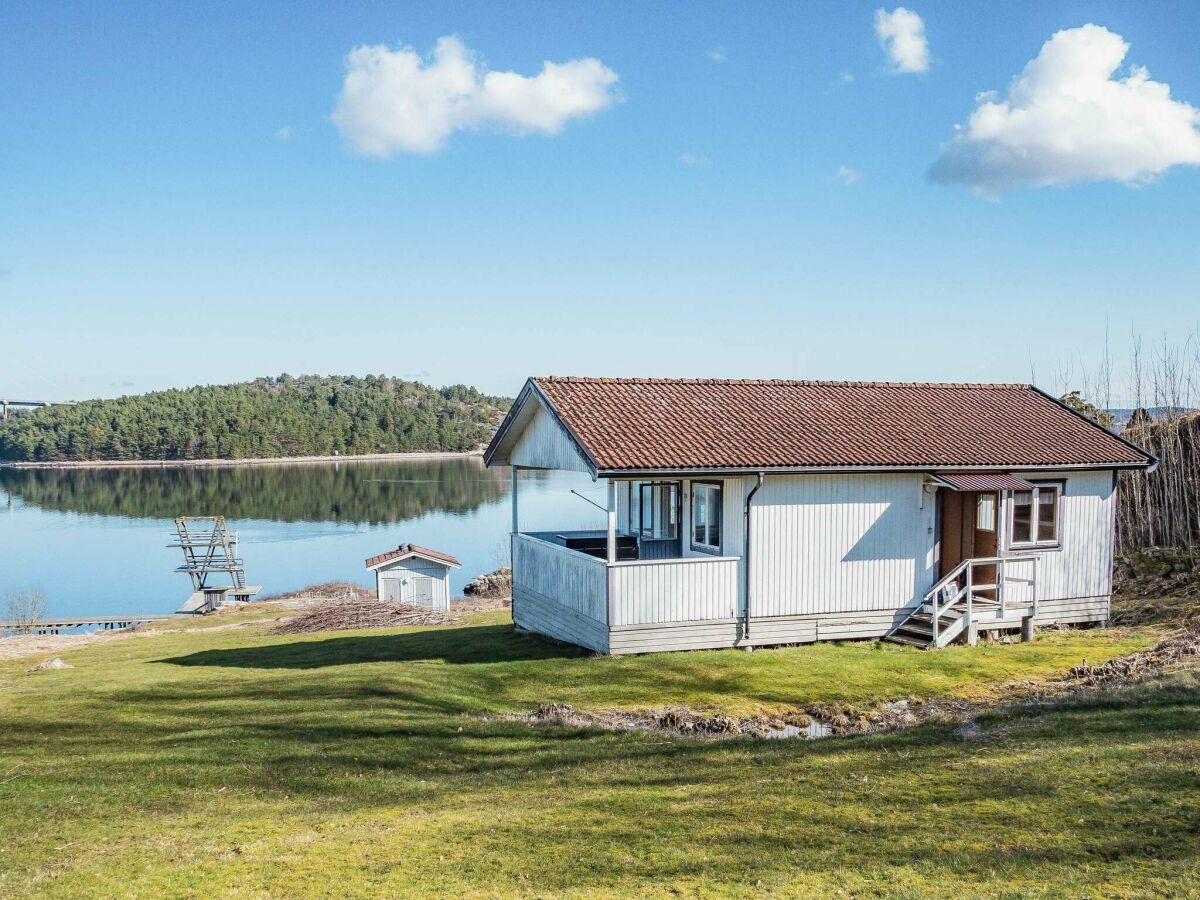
[512,533,608,624]
[607,555,740,627]
[514,532,742,628]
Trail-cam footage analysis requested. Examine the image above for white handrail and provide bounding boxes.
[924,555,1038,617]
[925,557,971,604]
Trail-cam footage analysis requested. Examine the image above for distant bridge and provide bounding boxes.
[1,399,74,420]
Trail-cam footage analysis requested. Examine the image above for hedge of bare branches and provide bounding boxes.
[1118,414,1200,553]
[1047,331,1198,555]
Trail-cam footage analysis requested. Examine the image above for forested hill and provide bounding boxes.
[0,375,509,462]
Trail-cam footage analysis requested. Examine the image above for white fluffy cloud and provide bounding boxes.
[834,164,862,185]
[874,8,929,74]
[332,36,619,156]
[931,24,1200,194]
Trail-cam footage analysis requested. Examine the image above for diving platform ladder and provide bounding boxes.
[169,516,258,613]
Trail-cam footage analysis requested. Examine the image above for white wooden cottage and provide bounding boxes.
[484,377,1155,654]
[365,544,461,612]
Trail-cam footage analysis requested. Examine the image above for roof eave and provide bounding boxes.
[482,379,536,467]
[594,460,1153,477]
[1028,385,1157,470]
[366,552,462,571]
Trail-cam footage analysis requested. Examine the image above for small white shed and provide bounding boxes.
[365,544,461,612]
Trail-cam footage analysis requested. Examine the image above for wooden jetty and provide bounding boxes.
[0,613,174,635]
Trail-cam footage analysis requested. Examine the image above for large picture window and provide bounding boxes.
[691,482,722,552]
[1009,483,1061,548]
[638,482,679,540]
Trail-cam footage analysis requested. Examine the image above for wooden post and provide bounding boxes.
[511,466,519,535]
[1021,615,1035,643]
[965,561,973,647]
[1032,555,1039,619]
[931,586,939,646]
[510,466,519,629]
[998,557,1006,617]
[606,479,617,564]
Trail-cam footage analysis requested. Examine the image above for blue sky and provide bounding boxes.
[3,1,1199,403]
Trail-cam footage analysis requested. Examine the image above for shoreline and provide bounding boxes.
[0,449,484,471]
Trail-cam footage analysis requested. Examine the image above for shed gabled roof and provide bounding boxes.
[365,544,461,570]
[484,377,1154,474]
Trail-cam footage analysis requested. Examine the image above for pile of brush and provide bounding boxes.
[258,582,377,604]
[1065,630,1200,686]
[271,599,458,635]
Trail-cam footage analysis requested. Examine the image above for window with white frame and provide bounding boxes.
[638,482,679,540]
[691,482,722,552]
[1009,483,1061,548]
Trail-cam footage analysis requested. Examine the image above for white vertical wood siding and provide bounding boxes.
[1010,469,1115,603]
[749,473,937,617]
[680,476,747,613]
[513,531,607,616]
[376,557,452,611]
[609,557,740,625]
[509,402,592,473]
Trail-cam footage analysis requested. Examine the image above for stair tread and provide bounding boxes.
[886,633,931,648]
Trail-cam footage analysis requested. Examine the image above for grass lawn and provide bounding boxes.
[1,611,1197,897]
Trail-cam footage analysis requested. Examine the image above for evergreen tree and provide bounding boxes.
[0,376,509,462]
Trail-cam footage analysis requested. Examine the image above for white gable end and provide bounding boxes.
[510,401,592,473]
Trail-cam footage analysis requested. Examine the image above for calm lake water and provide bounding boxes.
[0,458,605,619]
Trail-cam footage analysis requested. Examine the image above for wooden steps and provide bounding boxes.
[886,606,967,649]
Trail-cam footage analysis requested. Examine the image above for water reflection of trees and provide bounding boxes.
[0,459,518,524]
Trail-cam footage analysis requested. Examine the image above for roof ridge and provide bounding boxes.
[535,376,1033,390]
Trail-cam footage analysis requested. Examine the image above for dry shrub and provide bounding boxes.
[4,587,48,634]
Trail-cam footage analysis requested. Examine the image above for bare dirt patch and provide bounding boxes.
[0,627,161,662]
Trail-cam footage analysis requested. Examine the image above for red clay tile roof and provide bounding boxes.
[526,377,1153,472]
[365,544,461,569]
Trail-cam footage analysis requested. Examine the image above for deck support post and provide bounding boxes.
[1021,615,1035,643]
[510,466,519,628]
[606,480,617,564]
[511,466,519,535]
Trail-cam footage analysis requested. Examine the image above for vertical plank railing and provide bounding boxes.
[512,533,608,624]
[607,557,740,626]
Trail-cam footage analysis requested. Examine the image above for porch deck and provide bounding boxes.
[512,531,743,653]
[512,530,1056,655]
[514,530,894,654]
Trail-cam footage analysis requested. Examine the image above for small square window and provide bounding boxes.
[1009,483,1061,549]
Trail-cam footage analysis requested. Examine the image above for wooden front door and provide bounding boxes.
[939,491,999,578]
